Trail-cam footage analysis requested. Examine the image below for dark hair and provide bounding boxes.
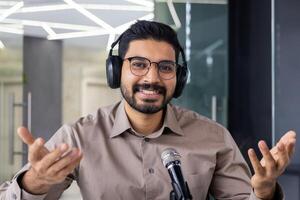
[118,20,182,63]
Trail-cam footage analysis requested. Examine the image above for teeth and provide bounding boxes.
[141,90,158,94]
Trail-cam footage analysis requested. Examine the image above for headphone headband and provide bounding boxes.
[109,34,124,57]
[178,46,187,67]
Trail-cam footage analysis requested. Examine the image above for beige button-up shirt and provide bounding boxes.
[0,100,283,200]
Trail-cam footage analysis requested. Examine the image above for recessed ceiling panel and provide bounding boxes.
[0,0,158,48]
[11,10,102,26]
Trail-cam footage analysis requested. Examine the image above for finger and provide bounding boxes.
[287,138,296,157]
[49,149,82,175]
[17,126,35,145]
[56,151,83,177]
[28,137,46,163]
[279,130,296,145]
[276,142,289,171]
[44,151,83,184]
[248,148,264,175]
[269,144,278,156]
[39,143,69,170]
[258,141,276,172]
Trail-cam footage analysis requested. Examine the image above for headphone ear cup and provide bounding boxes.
[173,65,188,98]
[106,55,123,88]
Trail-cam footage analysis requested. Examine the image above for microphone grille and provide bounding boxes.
[161,148,181,167]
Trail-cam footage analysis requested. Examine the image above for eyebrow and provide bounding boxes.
[129,56,176,63]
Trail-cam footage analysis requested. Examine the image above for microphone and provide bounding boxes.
[161,148,193,200]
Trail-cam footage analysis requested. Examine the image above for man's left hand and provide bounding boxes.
[247,130,296,200]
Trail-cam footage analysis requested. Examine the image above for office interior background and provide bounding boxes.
[0,0,299,199]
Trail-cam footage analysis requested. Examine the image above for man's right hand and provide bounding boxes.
[17,127,83,195]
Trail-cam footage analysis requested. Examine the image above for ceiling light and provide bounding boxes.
[167,0,181,29]
[20,4,70,13]
[64,0,114,32]
[0,9,8,13]
[0,1,154,43]
[0,1,23,22]
[4,18,99,31]
[82,4,153,11]
[47,29,109,40]
[42,23,56,36]
[0,1,21,6]
[0,26,23,34]
[125,0,154,8]
[19,4,153,13]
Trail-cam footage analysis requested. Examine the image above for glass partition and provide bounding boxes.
[155,0,228,126]
[273,0,300,198]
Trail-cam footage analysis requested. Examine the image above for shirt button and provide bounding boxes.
[149,168,155,174]
[144,138,150,142]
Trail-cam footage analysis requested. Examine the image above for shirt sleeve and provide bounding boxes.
[0,163,47,200]
[209,127,284,200]
[248,182,284,200]
[0,124,79,200]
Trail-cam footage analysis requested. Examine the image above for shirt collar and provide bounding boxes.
[110,100,132,138]
[110,100,184,138]
[163,103,184,136]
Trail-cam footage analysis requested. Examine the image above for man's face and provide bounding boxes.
[120,39,177,114]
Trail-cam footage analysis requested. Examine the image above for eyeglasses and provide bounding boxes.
[124,56,178,80]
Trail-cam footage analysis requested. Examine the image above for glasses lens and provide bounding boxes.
[158,61,177,79]
[130,57,150,76]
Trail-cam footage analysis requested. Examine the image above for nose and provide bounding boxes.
[144,63,160,83]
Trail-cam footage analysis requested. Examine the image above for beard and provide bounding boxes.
[120,83,173,114]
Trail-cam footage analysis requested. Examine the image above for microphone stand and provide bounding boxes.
[170,190,176,200]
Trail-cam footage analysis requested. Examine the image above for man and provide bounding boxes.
[0,20,296,200]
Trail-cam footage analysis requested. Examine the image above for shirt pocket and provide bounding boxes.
[186,173,209,200]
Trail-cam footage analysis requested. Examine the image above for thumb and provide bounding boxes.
[17,126,35,145]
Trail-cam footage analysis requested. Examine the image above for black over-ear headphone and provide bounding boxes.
[106,35,188,98]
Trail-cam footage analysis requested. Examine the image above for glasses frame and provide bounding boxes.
[124,56,179,80]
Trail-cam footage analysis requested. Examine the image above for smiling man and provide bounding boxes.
[120,39,178,135]
[0,20,296,200]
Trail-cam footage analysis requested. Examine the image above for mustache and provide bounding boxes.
[133,83,166,95]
